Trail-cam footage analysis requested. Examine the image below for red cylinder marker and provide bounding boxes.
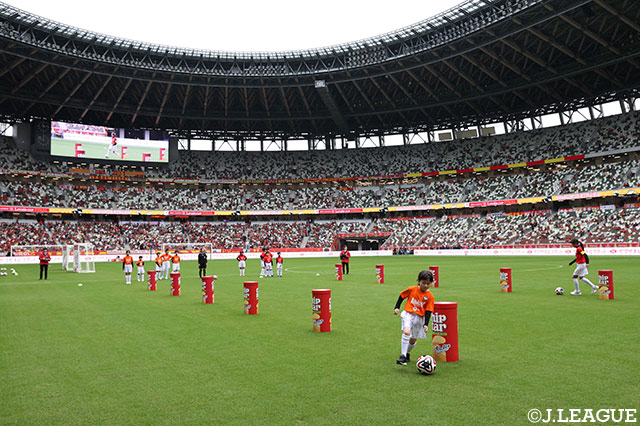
[312,289,332,332]
[500,267,512,293]
[431,301,459,362]
[170,272,181,296]
[147,270,157,291]
[375,265,384,284]
[243,281,259,314]
[429,266,439,288]
[201,276,215,304]
[598,270,614,300]
[335,264,343,281]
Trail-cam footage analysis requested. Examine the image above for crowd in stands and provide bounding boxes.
[584,207,640,243]
[159,112,640,180]
[1,159,637,211]
[419,215,481,248]
[379,218,434,248]
[2,112,639,182]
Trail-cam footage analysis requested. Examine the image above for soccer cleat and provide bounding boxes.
[570,290,581,296]
[396,354,407,365]
[405,353,411,363]
[591,286,598,295]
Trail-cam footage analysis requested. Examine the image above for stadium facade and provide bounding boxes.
[0,0,638,255]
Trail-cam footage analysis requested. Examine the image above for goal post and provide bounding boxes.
[9,243,95,273]
[161,242,214,259]
[73,243,95,273]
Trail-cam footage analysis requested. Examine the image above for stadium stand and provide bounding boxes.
[0,113,639,253]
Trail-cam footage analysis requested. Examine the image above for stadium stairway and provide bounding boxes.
[413,218,441,248]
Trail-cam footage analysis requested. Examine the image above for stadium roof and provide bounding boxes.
[0,0,639,140]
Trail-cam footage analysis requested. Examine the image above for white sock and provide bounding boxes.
[581,277,596,289]
[407,342,416,354]
[401,334,410,355]
[573,278,580,292]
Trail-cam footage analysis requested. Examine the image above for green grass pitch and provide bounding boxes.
[1,256,638,425]
[50,138,168,163]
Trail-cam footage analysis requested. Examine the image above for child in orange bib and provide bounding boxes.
[122,250,134,285]
[393,270,435,366]
[171,251,181,273]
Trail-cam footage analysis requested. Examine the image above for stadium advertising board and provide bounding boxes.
[51,121,168,163]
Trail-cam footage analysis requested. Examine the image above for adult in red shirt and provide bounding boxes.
[39,248,51,280]
[340,246,351,275]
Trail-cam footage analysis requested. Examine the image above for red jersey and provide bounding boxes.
[123,255,133,265]
[39,252,51,265]
[264,254,273,263]
[111,135,117,145]
[340,250,350,263]
[276,256,283,264]
[237,254,247,262]
[575,246,587,264]
[136,260,144,267]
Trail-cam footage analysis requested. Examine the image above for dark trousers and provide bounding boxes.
[199,267,206,278]
[40,264,48,280]
[342,262,349,274]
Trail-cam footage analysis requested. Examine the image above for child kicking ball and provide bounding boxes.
[394,270,435,366]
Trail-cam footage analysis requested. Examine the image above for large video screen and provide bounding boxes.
[50,121,168,163]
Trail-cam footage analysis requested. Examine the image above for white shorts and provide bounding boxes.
[573,264,588,277]
[238,261,246,268]
[277,264,283,270]
[137,267,145,274]
[400,310,427,339]
[156,265,162,272]
[108,144,117,153]
[123,264,133,273]
[163,262,170,270]
[265,263,273,271]
[260,260,265,268]
[172,264,180,272]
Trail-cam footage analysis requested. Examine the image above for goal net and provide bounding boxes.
[161,242,214,259]
[72,243,96,273]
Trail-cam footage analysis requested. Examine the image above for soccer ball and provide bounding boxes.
[555,287,564,295]
[416,355,436,375]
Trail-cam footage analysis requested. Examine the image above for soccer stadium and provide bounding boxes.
[0,0,639,424]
